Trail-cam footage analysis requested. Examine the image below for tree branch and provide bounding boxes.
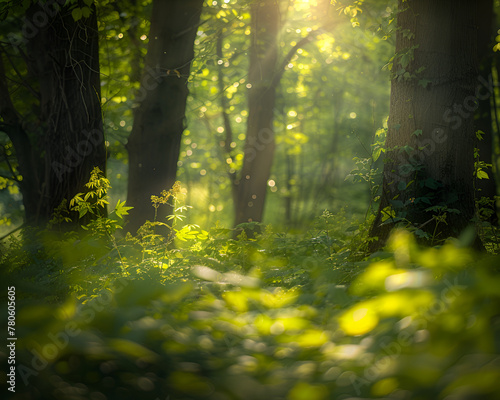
[1,45,40,100]
[272,29,324,88]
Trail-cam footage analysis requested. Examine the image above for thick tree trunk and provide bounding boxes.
[233,0,279,231]
[0,2,106,227]
[369,0,479,249]
[126,0,203,235]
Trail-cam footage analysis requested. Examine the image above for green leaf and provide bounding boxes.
[197,230,209,240]
[414,229,429,239]
[175,226,198,241]
[477,170,489,180]
[375,128,386,137]
[78,207,88,218]
[418,79,431,88]
[424,178,439,189]
[97,199,109,207]
[400,54,410,68]
[72,7,83,21]
[81,6,91,18]
[420,197,432,205]
[114,199,133,218]
[373,147,384,162]
[412,129,423,137]
[400,145,414,155]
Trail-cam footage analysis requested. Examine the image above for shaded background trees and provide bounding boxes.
[178,0,393,231]
[0,0,498,244]
[3,3,500,397]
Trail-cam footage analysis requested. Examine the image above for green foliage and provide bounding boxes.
[3,167,500,398]
[0,0,394,230]
[4,225,500,399]
[474,194,500,253]
[474,132,492,182]
[2,0,500,396]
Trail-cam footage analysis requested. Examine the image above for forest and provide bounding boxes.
[1,0,500,399]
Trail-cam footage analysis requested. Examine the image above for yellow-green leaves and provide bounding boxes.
[175,225,209,241]
[113,199,133,219]
[339,304,379,335]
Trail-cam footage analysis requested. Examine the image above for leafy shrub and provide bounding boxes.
[2,171,500,399]
[3,227,500,399]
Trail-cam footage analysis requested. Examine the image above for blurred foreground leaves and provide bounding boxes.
[1,230,500,399]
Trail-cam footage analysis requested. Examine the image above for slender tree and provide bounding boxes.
[233,0,318,231]
[475,0,498,224]
[0,1,106,227]
[233,0,280,230]
[369,0,480,249]
[126,0,203,234]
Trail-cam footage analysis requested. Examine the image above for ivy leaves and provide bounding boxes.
[70,0,94,21]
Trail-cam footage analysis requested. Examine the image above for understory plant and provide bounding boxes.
[6,228,500,400]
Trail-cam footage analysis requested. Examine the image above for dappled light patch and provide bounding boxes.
[339,305,379,336]
[288,381,329,400]
[349,259,402,295]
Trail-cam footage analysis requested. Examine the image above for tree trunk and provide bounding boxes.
[233,0,279,231]
[126,0,203,234]
[216,30,238,207]
[0,55,40,223]
[369,0,479,249]
[475,0,497,224]
[1,1,106,227]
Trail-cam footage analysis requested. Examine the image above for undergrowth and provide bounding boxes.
[1,168,500,399]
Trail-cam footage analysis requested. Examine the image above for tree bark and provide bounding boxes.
[216,30,238,207]
[1,1,106,227]
[233,0,279,231]
[126,0,203,234]
[369,0,479,249]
